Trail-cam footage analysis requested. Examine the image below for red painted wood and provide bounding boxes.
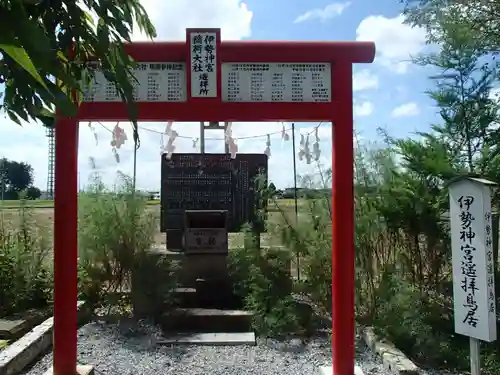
[53,29,375,375]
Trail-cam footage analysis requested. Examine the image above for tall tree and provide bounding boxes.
[0,0,156,142]
[413,14,498,173]
[402,0,500,52]
[0,158,34,199]
[404,0,500,289]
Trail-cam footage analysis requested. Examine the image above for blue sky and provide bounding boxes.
[0,0,444,191]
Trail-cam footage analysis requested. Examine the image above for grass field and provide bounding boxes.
[0,199,162,209]
[0,198,305,211]
[0,198,307,248]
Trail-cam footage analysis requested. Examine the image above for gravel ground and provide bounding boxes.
[20,320,387,375]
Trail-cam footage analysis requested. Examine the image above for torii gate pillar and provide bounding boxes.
[52,29,375,375]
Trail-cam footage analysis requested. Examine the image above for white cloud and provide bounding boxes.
[132,0,253,40]
[353,69,379,91]
[396,86,407,95]
[354,102,374,117]
[356,14,426,74]
[293,2,351,24]
[391,102,420,117]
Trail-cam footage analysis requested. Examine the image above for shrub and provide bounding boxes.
[270,178,332,318]
[0,202,53,316]
[77,173,159,314]
[372,269,470,370]
[228,226,308,337]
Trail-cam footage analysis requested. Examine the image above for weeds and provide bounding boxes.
[228,226,306,337]
[0,200,52,316]
[77,173,158,313]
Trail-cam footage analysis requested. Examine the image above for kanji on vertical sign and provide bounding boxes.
[449,177,497,343]
[189,31,218,98]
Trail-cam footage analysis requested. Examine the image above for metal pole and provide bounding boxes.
[0,159,4,201]
[291,123,300,280]
[0,159,4,224]
[132,138,138,192]
[470,338,481,375]
[200,121,205,153]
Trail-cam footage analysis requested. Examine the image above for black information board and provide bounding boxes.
[160,153,268,232]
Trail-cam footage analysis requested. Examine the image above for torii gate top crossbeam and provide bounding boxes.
[78,28,375,122]
[123,39,375,63]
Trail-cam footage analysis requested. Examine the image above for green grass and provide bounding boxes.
[0,199,162,209]
[0,198,308,211]
[0,200,54,209]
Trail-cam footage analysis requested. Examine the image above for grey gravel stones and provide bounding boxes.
[18,320,434,375]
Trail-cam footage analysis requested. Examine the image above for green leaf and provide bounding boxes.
[6,109,22,126]
[0,44,48,90]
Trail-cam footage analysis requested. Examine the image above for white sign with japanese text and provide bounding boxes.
[189,32,217,98]
[221,63,331,102]
[82,62,186,102]
[449,178,497,342]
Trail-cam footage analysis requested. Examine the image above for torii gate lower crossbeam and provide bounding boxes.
[52,29,375,375]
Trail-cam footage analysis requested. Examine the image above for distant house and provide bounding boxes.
[143,191,160,200]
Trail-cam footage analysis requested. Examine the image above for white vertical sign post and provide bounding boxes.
[189,31,217,98]
[448,176,497,375]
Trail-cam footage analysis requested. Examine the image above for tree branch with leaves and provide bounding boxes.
[0,0,156,145]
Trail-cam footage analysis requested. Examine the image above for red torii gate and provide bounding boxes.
[52,28,375,375]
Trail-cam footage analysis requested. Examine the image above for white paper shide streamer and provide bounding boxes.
[281,124,290,142]
[264,134,271,157]
[298,134,306,162]
[225,122,238,159]
[263,124,291,158]
[312,127,321,161]
[161,121,178,160]
[97,120,321,166]
[88,122,99,146]
[298,126,321,164]
[110,123,127,163]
